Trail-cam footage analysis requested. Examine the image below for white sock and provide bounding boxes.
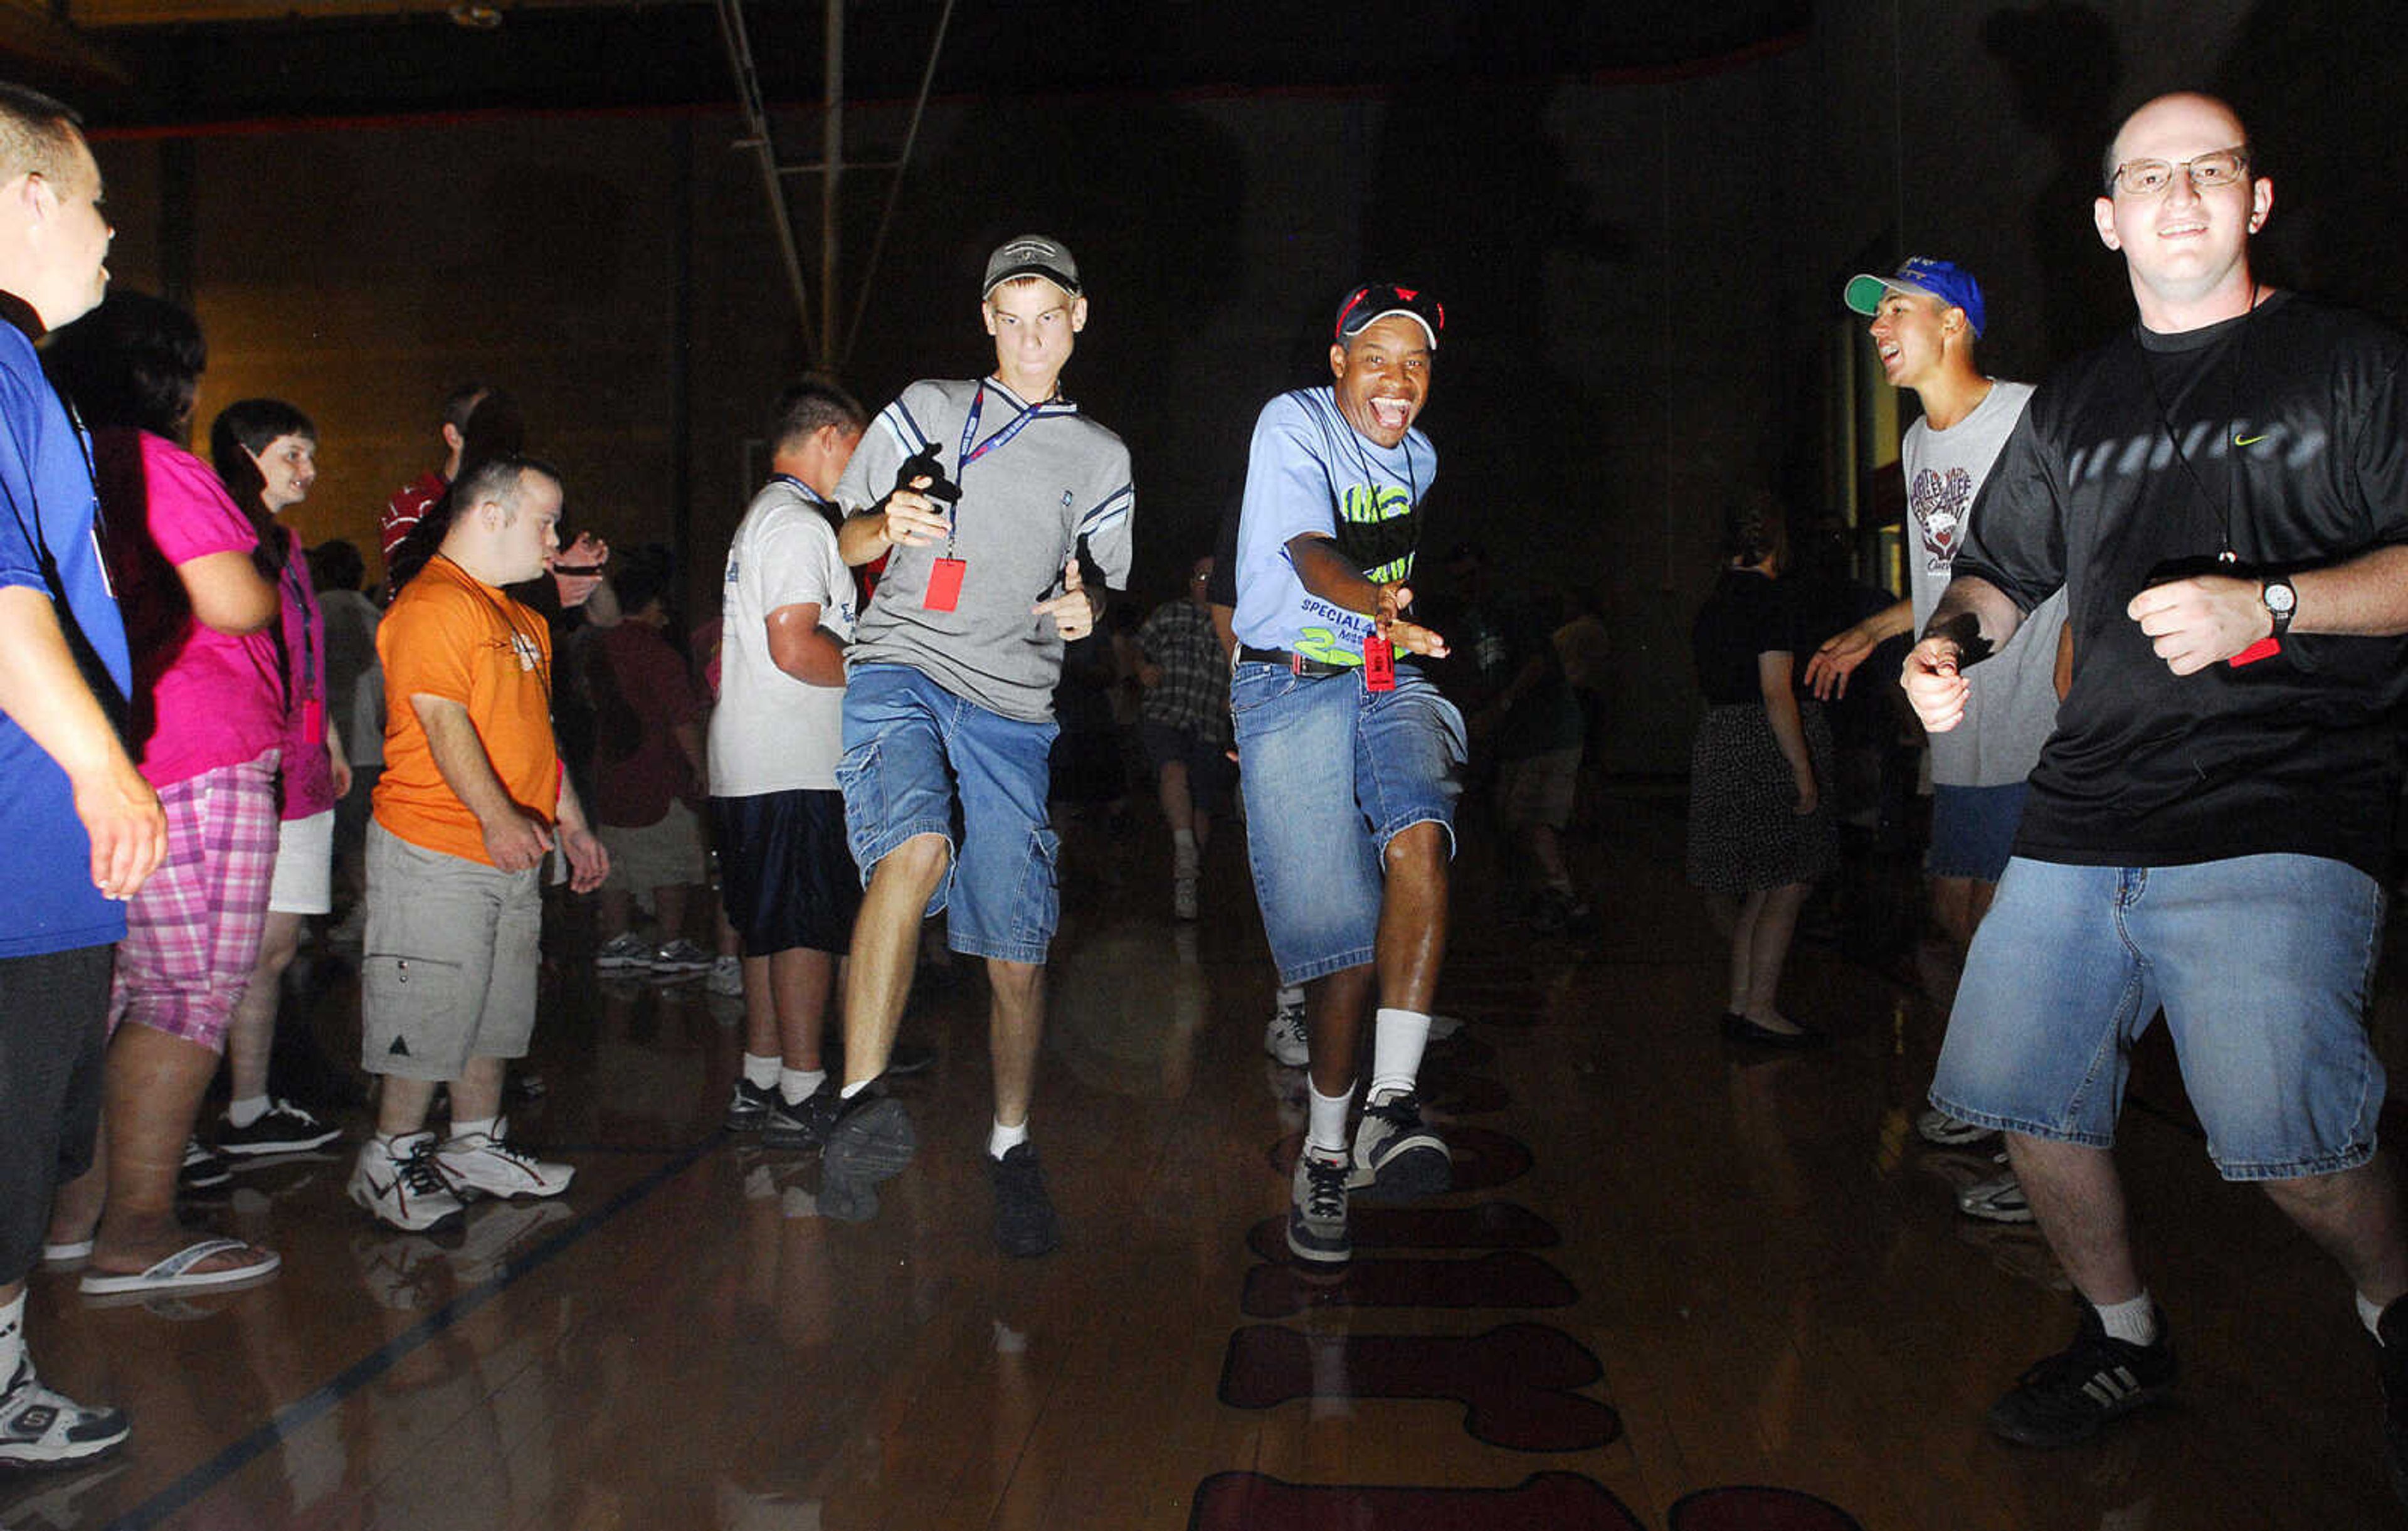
[988,1118,1030,1159]
[1368,1009,1432,1103]
[778,1067,825,1106]
[450,1115,499,1144]
[840,1078,872,1100]
[1307,1080,1354,1156]
[742,1053,779,1090]
[2362,1291,2390,1341]
[2093,1291,2158,1347]
[227,1094,270,1129]
[1173,829,1198,876]
[0,1289,24,1386]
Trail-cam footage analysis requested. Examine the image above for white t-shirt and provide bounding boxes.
[710,478,857,795]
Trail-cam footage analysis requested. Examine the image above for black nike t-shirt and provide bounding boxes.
[1956,291,2408,879]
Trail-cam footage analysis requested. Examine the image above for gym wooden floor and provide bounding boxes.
[8,785,2404,1530]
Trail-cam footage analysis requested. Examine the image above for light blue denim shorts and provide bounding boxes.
[837,664,1060,965]
[1930,853,2387,1181]
[1231,661,1466,987]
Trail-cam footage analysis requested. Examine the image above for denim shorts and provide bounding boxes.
[1926,781,2028,882]
[1231,660,1466,986]
[837,664,1061,965]
[1930,854,2387,1181]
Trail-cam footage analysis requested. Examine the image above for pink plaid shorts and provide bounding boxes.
[112,750,281,1051]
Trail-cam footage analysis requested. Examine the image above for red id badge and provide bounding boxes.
[924,557,966,612]
[1361,632,1397,692]
[2227,637,2280,667]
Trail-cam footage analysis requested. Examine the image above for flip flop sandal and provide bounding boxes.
[40,1239,95,1265]
[78,1237,281,1296]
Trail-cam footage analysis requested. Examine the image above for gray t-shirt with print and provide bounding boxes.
[1904,379,2066,787]
[836,378,1135,723]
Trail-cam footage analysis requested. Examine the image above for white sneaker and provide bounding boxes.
[1263,987,1309,1068]
[349,1132,467,1232]
[1957,1162,2034,1224]
[650,939,713,977]
[0,1357,129,1467]
[707,954,744,996]
[1916,1106,1999,1148]
[437,1120,573,1200]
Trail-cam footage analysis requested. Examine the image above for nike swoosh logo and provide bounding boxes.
[2233,433,2271,447]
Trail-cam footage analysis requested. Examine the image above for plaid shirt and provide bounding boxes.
[1138,598,1228,742]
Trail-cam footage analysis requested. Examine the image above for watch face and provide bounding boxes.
[2266,580,2297,614]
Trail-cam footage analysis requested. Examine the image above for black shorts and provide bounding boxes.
[1141,720,1234,815]
[712,790,862,957]
[0,943,111,1282]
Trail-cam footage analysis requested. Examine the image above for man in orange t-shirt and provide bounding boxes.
[351,456,608,1233]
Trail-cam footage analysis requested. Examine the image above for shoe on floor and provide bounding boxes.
[437,1121,573,1200]
[763,1080,842,1151]
[1719,1012,1827,1049]
[2378,1295,2408,1505]
[351,1131,466,1232]
[77,1237,280,1298]
[649,939,714,977]
[1287,1145,1351,1265]
[1958,1165,2034,1224]
[990,1143,1061,1257]
[1988,1305,2176,1447]
[179,1137,232,1192]
[707,954,745,997]
[1263,990,1309,1069]
[1916,1106,1999,1148]
[818,1092,916,1223]
[594,931,652,970]
[1349,1088,1451,1202]
[0,1357,129,1467]
[725,1078,775,1133]
[219,1098,341,1157]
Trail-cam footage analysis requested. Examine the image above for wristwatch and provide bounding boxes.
[2260,576,2298,638]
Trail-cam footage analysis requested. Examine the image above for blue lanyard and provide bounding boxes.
[958,381,1054,469]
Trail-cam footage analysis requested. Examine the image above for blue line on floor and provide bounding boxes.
[102,1130,731,1531]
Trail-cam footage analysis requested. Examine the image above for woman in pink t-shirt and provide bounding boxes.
[42,294,283,1295]
[211,399,350,1162]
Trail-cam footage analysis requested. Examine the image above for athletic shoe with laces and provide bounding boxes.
[1987,1305,2176,1447]
[1958,1159,2034,1224]
[349,1131,466,1232]
[2377,1295,2408,1505]
[1263,990,1309,1069]
[436,1123,573,1200]
[649,938,714,977]
[1287,1145,1351,1265]
[725,1078,775,1133]
[763,1080,842,1150]
[0,1357,129,1467]
[1348,1088,1451,1202]
[218,1098,341,1157]
[179,1136,232,1192]
[1916,1106,2000,1148]
[707,954,744,997]
[594,931,652,970]
[989,1143,1061,1257]
[818,1091,916,1223]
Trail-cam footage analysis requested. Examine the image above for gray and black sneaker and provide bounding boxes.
[724,1078,775,1133]
[1286,1145,1351,1266]
[1348,1089,1451,1203]
[990,1143,1061,1257]
[179,1136,233,1193]
[818,1091,916,1223]
[1988,1305,2176,1448]
[763,1080,842,1150]
[0,1357,129,1468]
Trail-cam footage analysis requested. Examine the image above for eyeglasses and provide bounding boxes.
[2108,147,2250,198]
[1334,283,1445,343]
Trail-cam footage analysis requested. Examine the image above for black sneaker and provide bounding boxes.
[763,1080,842,1150]
[818,1091,916,1223]
[218,1099,341,1157]
[179,1137,233,1192]
[1348,1089,1451,1203]
[724,1078,775,1133]
[990,1143,1060,1257]
[2377,1295,2408,1505]
[1987,1305,2176,1447]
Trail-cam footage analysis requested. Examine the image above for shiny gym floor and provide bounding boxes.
[6,786,2403,1530]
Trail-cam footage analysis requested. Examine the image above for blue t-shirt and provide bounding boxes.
[1232,386,1435,666]
[0,319,132,957]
